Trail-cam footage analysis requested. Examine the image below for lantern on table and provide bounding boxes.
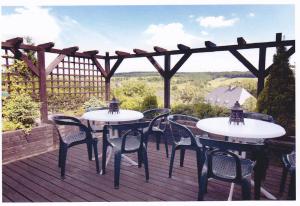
[108,96,120,114]
[229,101,244,125]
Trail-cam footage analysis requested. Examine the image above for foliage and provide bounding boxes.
[2,93,40,133]
[141,95,158,111]
[172,102,229,119]
[257,45,295,136]
[242,97,257,112]
[82,96,107,111]
[48,94,89,113]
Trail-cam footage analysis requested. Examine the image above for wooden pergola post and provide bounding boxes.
[257,47,266,96]
[164,54,171,108]
[37,49,48,122]
[105,52,111,101]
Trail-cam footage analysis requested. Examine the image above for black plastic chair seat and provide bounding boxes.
[109,135,141,151]
[177,136,202,147]
[90,124,104,133]
[63,131,86,145]
[211,154,254,179]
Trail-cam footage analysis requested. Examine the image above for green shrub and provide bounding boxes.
[141,95,158,111]
[82,96,107,110]
[2,93,40,133]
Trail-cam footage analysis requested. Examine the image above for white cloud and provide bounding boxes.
[1,6,61,43]
[196,16,239,28]
[189,14,195,19]
[248,12,255,17]
[201,31,208,36]
[143,22,204,50]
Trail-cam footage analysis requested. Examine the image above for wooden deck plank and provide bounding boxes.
[2,142,290,202]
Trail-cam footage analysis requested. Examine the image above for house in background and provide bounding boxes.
[205,86,255,108]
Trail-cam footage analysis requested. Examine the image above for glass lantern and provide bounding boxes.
[229,101,244,125]
[108,96,120,114]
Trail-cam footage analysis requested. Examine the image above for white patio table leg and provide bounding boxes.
[228,183,235,201]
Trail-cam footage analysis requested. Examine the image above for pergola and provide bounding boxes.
[1,33,295,122]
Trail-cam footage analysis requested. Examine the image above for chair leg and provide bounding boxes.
[92,140,100,174]
[142,147,149,182]
[138,149,143,168]
[196,150,205,194]
[114,151,122,189]
[60,146,68,179]
[87,142,93,160]
[102,141,108,175]
[163,134,169,158]
[156,134,161,150]
[279,167,288,194]
[241,179,251,200]
[58,144,63,168]
[198,170,207,201]
[288,171,296,200]
[180,149,185,167]
[168,146,176,178]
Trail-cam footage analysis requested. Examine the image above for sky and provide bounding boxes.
[0,2,295,73]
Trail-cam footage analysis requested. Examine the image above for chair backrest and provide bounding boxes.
[199,137,262,181]
[143,108,170,132]
[103,121,150,152]
[167,114,199,147]
[52,115,92,142]
[244,112,274,123]
[283,151,295,169]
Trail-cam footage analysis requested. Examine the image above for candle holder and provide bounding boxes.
[229,101,244,125]
[108,96,120,114]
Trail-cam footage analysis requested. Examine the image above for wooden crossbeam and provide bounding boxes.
[9,48,39,77]
[115,50,130,57]
[38,42,55,51]
[154,46,167,53]
[169,53,192,78]
[107,57,124,79]
[205,41,216,48]
[264,45,295,77]
[83,50,99,56]
[61,46,79,55]
[237,37,247,46]
[91,56,107,77]
[177,44,190,51]
[229,49,259,77]
[6,37,23,47]
[276,33,282,42]
[133,49,147,54]
[45,54,66,75]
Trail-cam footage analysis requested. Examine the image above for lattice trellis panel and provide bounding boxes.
[1,49,40,100]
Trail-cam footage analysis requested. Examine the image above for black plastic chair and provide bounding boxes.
[198,137,265,200]
[102,121,150,188]
[142,108,170,157]
[167,114,204,178]
[279,151,295,199]
[52,115,100,178]
[244,112,274,123]
[85,107,108,134]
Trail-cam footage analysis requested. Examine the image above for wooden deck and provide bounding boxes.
[2,141,291,202]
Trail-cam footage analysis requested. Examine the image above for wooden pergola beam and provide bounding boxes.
[115,50,131,57]
[6,37,23,47]
[45,54,66,75]
[205,41,217,48]
[38,42,55,51]
[229,49,259,77]
[107,57,124,79]
[91,56,107,77]
[61,46,79,55]
[276,33,282,42]
[177,44,190,51]
[9,48,39,77]
[169,52,192,78]
[154,46,167,53]
[133,48,147,54]
[83,50,99,56]
[237,37,247,46]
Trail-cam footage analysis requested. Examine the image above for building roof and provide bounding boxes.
[205,86,254,108]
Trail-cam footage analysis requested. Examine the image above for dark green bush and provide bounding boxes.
[141,95,158,111]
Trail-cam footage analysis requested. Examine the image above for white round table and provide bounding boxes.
[196,117,286,200]
[196,117,286,140]
[82,109,144,122]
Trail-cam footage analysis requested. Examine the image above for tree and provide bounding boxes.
[256,45,295,136]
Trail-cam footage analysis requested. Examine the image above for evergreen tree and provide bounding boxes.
[256,45,295,136]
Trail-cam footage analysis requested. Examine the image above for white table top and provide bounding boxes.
[82,109,144,122]
[196,117,286,139]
